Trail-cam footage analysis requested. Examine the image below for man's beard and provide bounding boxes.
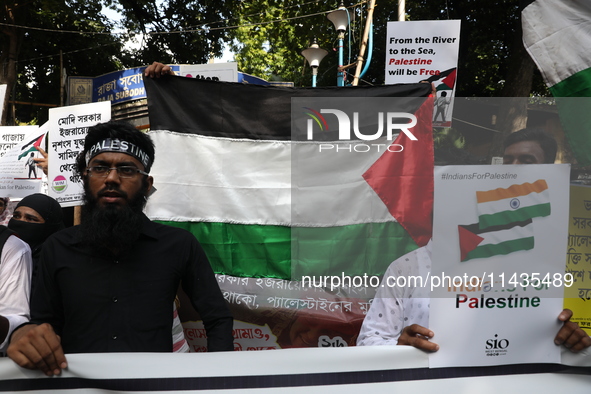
[79,180,148,254]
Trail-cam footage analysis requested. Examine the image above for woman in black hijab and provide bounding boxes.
[8,193,65,262]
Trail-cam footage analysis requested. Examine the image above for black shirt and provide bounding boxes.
[31,214,233,353]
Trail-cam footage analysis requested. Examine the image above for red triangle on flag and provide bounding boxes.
[33,135,44,147]
[362,96,434,247]
[441,69,457,90]
[458,225,484,261]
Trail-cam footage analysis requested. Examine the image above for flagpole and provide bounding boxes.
[352,0,376,86]
[398,0,405,21]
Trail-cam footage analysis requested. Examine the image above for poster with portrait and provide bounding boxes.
[430,164,570,367]
[48,101,111,207]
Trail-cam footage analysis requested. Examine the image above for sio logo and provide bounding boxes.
[485,334,509,357]
[52,175,68,193]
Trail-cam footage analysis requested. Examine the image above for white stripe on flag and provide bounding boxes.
[522,0,591,87]
[478,221,534,246]
[146,130,395,227]
[477,189,550,217]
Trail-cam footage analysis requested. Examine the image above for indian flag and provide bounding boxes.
[458,219,535,262]
[476,179,550,230]
[522,0,591,165]
[143,76,434,280]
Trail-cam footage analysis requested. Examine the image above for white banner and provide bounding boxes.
[47,101,111,207]
[0,346,588,392]
[430,164,570,367]
[385,20,460,128]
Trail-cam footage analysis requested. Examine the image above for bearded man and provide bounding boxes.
[7,121,233,376]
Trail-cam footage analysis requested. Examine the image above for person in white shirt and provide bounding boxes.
[0,227,32,354]
[357,129,591,353]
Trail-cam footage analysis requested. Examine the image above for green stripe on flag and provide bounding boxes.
[551,70,591,165]
[18,146,36,160]
[550,67,591,97]
[464,237,535,261]
[157,220,418,279]
[478,203,551,229]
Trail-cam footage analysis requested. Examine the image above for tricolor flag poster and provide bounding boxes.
[564,185,591,334]
[48,101,111,207]
[144,76,434,350]
[522,0,591,165]
[0,124,44,197]
[385,19,460,128]
[430,164,570,367]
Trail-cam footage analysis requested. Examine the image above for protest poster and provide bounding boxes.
[48,101,111,207]
[429,164,570,367]
[385,20,460,128]
[0,124,44,198]
[564,185,591,333]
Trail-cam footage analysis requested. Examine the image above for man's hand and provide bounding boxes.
[555,309,591,352]
[34,146,48,175]
[7,324,67,376]
[144,62,175,78]
[397,324,439,352]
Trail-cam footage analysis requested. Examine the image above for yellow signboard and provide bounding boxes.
[564,185,591,334]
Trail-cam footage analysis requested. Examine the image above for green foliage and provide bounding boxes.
[227,1,347,86]
[433,127,465,150]
[2,0,550,124]
[2,0,124,124]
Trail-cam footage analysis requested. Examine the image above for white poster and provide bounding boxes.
[48,101,111,207]
[178,63,238,82]
[385,20,460,128]
[430,164,570,367]
[0,125,44,198]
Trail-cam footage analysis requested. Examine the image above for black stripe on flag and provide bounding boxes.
[461,218,533,235]
[144,76,432,141]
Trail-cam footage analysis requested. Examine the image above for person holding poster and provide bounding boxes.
[7,121,233,376]
[357,128,591,354]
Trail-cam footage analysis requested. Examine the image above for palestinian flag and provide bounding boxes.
[144,76,433,280]
[18,134,44,160]
[476,179,550,230]
[522,0,591,165]
[458,219,535,262]
[424,67,457,92]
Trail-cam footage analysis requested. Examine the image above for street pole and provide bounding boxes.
[352,0,376,86]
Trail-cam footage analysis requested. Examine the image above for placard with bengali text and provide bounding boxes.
[48,101,111,207]
[564,184,591,333]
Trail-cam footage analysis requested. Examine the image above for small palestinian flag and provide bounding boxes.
[458,219,535,262]
[476,179,550,230]
[18,134,44,160]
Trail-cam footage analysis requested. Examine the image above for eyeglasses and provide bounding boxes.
[86,166,149,178]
